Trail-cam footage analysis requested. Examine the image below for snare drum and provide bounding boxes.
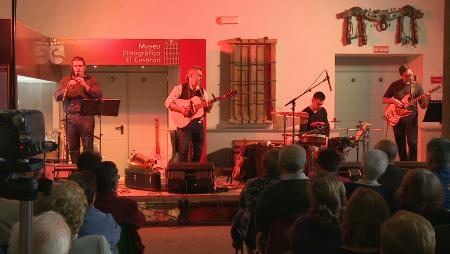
[299,134,327,146]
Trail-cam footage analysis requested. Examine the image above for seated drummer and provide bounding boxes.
[301,91,330,137]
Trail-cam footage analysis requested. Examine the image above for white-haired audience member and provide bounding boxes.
[345,149,393,209]
[8,211,71,254]
[426,138,450,210]
[380,210,435,254]
[374,139,408,192]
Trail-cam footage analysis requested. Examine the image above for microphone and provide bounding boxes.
[325,70,332,92]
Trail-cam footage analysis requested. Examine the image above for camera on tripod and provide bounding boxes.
[0,109,56,201]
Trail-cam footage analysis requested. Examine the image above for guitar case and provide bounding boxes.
[125,168,161,191]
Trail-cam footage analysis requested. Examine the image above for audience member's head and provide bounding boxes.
[93,161,120,194]
[361,149,388,181]
[76,150,102,171]
[317,148,342,173]
[34,180,88,238]
[262,148,281,178]
[426,138,450,169]
[308,171,346,222]
[278,144,306,173]
[397,168,444,218]
[381,210,435,254]
[8,211,71,254]
[374,139,398,163]
[68,170,98,205]
[342,188,390,250]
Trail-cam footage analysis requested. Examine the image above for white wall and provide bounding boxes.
[1,0,444,155]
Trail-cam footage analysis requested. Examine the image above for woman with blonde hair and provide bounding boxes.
[335,188,390,254]
[286,171,346,254]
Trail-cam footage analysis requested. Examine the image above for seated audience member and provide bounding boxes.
[231,149,281,253]
[397,168,450,226]
[8,211,71,254]
[76,150,102,171]
[334,188,390,254]
[380,210,435,254]
[34,179,88,239]
[0,198,19,250]
[254,144,309,238]
[426,138,450,210]
[286,171,346,254]
[374,139,408,192]
[69,171,121,254]
[317,148,351,183]
[92,161,145,253]
[70,235,112,254]
[345,149,393,209]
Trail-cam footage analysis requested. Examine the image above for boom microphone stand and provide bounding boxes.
[284,70,328,144]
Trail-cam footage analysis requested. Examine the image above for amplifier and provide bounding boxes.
[167,162,214,194]
[125,168,161,191]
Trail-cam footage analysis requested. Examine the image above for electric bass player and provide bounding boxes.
[382,64,430,161]
[164,66,212,162]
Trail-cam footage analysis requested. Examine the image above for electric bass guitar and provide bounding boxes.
[384,85,441,127]
[171,89,237,128]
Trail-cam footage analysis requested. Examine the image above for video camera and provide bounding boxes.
[0,109,56,201]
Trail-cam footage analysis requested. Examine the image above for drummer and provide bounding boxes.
[301,91,330,137]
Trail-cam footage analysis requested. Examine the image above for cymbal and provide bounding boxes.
[329,120,342,123]
[271,111,309,118]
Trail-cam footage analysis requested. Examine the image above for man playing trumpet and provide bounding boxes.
[54,56,102,163]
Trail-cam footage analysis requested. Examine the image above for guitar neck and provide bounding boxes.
[155,121,160,155]
[408,85,441,105]
[194,96,228,110]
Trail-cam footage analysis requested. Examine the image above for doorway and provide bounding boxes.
[91,66,170,174]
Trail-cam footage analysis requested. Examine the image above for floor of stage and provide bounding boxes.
[116,176,243,225]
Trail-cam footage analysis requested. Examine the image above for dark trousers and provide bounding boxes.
[393,116,418,161]
[177,119,204,162]
[66,114,95,163]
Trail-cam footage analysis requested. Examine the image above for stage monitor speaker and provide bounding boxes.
[125,168,161,191]
[167,162,214,194]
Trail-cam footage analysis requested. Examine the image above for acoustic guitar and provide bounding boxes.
[170,89,237,128]
[384,85,441,127]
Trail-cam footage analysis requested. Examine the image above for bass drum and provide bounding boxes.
[328,137,352,152]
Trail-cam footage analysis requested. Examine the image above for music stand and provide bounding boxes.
[81,98,121,153]
[423,100,442,123]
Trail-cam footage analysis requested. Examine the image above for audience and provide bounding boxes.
[426,138,450,210]
[380,210,435,254]
[396,168,450,226]
[69,171,121,254]
[345,149,393,209]
[70,235,112,254]
[34,179,88,239]
[374,139,408,192]
[76,150,102,171]
[336,188,390,254]
[254,144,309,238]
[317,148,351,183]
[92,161,145,253]
[231,148,281,253]
[8,211,72,254]
[286,171,346,254]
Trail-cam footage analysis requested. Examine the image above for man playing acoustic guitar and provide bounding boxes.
[383,64,430,161]
[165,66,212,162]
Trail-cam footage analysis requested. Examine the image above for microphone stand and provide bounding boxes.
[284,70,328,144]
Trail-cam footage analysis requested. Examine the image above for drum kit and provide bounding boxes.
[272,111,383,174]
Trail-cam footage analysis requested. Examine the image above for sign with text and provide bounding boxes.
[53,39,180,65]
[430,76,443,84]
[373,46,389,54]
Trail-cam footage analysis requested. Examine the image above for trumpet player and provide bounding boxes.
[54,56,102,163]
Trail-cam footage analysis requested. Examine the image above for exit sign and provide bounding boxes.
[373,46,389,53]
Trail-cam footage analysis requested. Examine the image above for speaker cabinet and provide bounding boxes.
[125,168,161,191]
[167,162,214,193]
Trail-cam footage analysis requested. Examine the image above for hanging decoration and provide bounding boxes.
[336,5,424,47]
